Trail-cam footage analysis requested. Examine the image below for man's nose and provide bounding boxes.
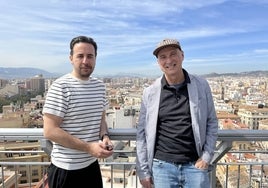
[166,56,174,63]
[82,57,89,63]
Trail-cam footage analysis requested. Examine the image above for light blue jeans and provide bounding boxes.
[152,159,210,188]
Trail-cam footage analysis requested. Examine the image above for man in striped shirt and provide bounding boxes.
[43,36,113,188]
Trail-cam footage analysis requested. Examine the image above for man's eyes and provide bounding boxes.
[76,55,94,59]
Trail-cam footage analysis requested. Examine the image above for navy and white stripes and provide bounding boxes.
[43,73,108,170]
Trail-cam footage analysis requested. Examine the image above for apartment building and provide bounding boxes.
[238,106,268,129]
[0,141,50,186]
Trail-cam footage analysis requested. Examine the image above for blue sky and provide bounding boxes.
[0,0,267,77]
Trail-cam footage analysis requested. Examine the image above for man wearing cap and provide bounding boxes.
[136,39,218,188]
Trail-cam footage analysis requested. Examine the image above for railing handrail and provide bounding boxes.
[0,128,137,141]
[2,128,268,188]
[216,129,268,141]
[1,128,268,141]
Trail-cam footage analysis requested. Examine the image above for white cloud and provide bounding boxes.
[0,0,267,75]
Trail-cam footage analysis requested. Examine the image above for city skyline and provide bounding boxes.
[0,0,268,77]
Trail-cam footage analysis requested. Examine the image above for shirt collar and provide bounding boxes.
[161,69,191,89]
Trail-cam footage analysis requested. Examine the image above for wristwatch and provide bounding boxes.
[101,133,110,141]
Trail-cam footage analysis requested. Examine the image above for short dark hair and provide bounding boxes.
[70,36,97,56]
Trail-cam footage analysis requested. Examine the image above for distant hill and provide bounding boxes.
[0,67,267,79]
[0,67,62,79]
[202,70,268,78]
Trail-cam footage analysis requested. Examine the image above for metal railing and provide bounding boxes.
[1,128,268,188]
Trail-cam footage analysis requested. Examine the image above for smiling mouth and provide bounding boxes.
[166,63,176,68]
[81,66,92,70]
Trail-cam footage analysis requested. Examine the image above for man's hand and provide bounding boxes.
[86,142,113,158]
[140,177,154,188]
[195,158,208,169]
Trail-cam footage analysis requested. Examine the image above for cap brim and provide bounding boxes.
[153,44,181,56]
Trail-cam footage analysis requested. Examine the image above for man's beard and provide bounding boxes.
[79,66,94,78]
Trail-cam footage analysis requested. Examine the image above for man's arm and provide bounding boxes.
[99,111,109,139]
[43,113,113,157]
[99,111,113,150]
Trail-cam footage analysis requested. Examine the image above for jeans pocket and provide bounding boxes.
[153,158,163,167]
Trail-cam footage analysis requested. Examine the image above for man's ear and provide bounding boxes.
[181,50,184,58]
[69,55,73,64]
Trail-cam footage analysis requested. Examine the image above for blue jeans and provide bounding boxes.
[152,159,210,188]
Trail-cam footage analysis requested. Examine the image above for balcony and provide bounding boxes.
[1,128,268,188]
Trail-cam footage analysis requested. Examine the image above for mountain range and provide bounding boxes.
[202,70,268,78]
[0,67,267,79]
[0,67,62,79]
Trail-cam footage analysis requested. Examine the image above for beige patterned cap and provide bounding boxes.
[153,38,182,57]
